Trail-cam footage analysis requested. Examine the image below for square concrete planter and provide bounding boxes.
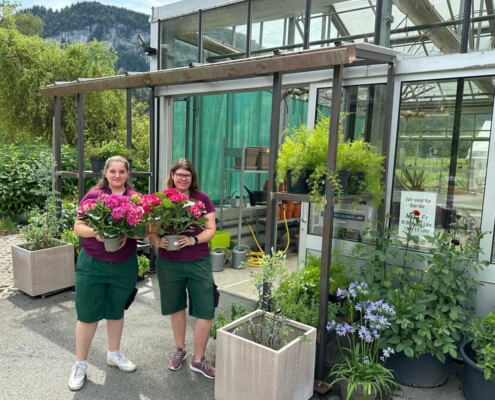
[12,241,75,297]
[215,309,316,400]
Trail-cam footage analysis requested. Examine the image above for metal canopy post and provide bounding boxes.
[265,71,283,254]
[149,87,157,193]
[126,89,132,149]
[53,96,63,196]
[76,94,85,201]
[314,63,344,387]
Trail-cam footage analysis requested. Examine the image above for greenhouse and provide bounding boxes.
[42,1,495,394]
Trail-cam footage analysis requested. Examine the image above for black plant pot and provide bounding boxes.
[384,351,452,387]
[90,157,106,173]
[460,340,495,400]
[286,170,310,194]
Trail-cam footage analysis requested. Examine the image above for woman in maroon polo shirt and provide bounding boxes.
[68,155,141,391]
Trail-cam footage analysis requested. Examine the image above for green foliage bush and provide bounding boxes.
[0,144,52,218]
[275,253,340,327]
[0,144,83,219]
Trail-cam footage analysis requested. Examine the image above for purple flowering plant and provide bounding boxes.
[327,281,397,400]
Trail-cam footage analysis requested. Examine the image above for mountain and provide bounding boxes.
[23,2,151,72]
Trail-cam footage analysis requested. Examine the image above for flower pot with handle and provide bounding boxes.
[460,340,495,400]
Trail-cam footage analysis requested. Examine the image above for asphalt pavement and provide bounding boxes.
[0,260,466,400]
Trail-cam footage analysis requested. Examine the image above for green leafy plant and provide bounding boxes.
[0,144,53,218]
[464,312,495,381]
[356,211,489,363]
[19,195,65,250]
[395,169,429,191]
[137,254,150,278]
[276,117,384,206]
[337,138,385,206]
[223,250,312,350]
[210,304,250,340]
[328,281,397,400]
[86,139,133,160]
[60,228,80,256]
[274,252,339,327]
[0,216,17,233]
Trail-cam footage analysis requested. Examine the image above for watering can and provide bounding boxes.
[244,186,267,206]
[231,245,250,269]
[210,246,229,272]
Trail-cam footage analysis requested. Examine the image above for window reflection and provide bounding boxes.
[392,77,492,253]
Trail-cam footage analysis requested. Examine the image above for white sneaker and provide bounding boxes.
[106,351,137,372]
[68,362,87,391]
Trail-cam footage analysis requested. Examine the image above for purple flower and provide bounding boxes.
[327,281,396,374]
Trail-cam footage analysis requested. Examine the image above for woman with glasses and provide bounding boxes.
[148,158,217,379]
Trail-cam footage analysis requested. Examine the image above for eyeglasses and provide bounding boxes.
[174,173,192,180]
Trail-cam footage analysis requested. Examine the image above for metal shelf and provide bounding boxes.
[219,139,268,245]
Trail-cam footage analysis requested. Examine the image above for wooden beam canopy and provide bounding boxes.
[40,43,395,96]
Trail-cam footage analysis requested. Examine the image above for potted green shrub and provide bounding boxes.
[214,250,317,400]
[277,117,333,200]
[12,195,75,297]
[276,117,385,206]
[337,138,385,206]
[460,312,495,400]
[86,139,133,172]
[355,211,489,387]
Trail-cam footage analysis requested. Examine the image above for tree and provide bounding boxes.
[0,27,125,144]
[0,0,18,29]
[14,12,44,36]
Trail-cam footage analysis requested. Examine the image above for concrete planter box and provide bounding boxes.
[215,309,316,400]
[12,241,75,297]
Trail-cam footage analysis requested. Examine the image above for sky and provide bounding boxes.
[17,0,178,15]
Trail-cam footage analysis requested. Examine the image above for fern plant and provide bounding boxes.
[277,116,385,206]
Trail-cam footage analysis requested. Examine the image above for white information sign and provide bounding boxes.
[398,191,437,238]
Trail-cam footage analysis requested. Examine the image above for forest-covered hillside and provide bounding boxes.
[22,2,151,72]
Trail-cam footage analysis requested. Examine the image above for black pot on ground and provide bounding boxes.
[460,340,495,400]
[384,351,452,388]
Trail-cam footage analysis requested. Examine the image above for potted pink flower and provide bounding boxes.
[77,193,146,251]
[144,188,207,235]
[142,189,207,250]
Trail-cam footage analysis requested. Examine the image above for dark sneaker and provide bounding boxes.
[106,351,137,372]
[68,362,87,391]
[190,356,215,379]
[168,348,187,371]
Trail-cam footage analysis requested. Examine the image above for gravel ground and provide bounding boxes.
[0,234,23,299]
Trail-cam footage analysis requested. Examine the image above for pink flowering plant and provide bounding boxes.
[144,188,207,235]
[327,281,397,400]
[77,193,146,238]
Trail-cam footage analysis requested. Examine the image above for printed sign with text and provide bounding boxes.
[398,191,437,238]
